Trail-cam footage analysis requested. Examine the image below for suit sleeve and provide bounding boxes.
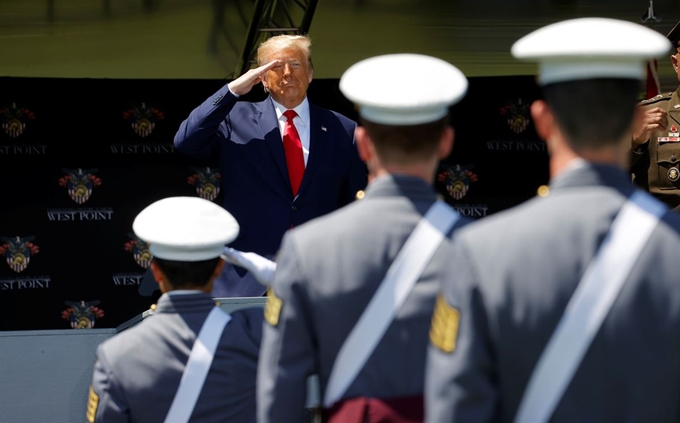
[89,346,130,423]
[257,232,317,423]
[173,84,238,160]
[425,237,498,423]
[341,120,368,206]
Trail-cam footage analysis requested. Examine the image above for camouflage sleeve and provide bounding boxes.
[88,346,130,423]
[257,231,317,423]
[425,237,498,423]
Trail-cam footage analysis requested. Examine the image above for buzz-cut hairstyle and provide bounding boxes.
[153,257,221,289]
[257,34,313,67]
[543,78,640,150]
[360,115,450,166]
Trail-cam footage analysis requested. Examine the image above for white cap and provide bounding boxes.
[511,17,670,86]
[132,197,239,262]
[339,53,468,125]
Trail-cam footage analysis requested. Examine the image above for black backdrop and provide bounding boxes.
[0,76,548,331]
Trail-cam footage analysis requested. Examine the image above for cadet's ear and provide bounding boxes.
[437,126,455,160]
[531,100,554,142]
[212,260,226,280]
[355,126,373,163]
[150,261,169,293]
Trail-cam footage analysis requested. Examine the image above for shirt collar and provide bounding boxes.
[166,289,204,296]
[271,97,310,126]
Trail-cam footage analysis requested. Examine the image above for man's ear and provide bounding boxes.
[211,260,226,281]
[672,54,679,72]
[355,126,373,163]
[437,126,455,160]
[531,99,554,142]
[150,261,169,293]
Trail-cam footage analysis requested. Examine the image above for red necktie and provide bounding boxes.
[282,110,305,196]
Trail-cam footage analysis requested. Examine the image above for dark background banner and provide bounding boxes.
[0,76,548,331]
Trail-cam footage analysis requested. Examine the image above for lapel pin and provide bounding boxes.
[321,126,327,132]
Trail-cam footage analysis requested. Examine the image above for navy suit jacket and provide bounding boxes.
[175,84,367,297]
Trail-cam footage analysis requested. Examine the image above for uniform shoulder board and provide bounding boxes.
[640,92,673,105]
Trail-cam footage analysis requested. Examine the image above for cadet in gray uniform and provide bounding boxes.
[257,54,470,423]
[632,20,680,210]
[426,18,680,423]
[86,197,262,423]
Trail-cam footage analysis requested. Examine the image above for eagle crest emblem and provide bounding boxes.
[437,164,478,200]
[188,167,221,201]
[0,236,40,273]
[123,103,164,137]
[59,168,102,204]
[124,234,153,269]
[0,103,35,138]
[500,98,530,134]
[61,301,104,329]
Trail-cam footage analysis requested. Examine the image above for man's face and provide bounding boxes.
[261,47,313,108]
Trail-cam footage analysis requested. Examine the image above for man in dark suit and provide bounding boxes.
[426,18,680,423]
[87,197,262,423]
[257,53,470,423]
[174,34,367,298]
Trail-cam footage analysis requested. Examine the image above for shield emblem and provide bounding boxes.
[188,167,221,201]
[0,236,39,273]
[0,104,35,138]
[437,165,478,201]
[123,103,164,138]
[59,168,101,204]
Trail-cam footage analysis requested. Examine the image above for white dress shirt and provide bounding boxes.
[271,97,311,166]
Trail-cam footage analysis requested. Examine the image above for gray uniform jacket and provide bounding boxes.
[89,292,262,423]
[426,162,680,423]
[257,174,469,423]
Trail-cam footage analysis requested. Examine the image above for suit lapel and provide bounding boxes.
[256,99,292,195]
[297,104,329,196]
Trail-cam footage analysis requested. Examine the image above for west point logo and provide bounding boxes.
[487,98,544,151]
[123,103,164,137]
[0,276,50,290]
[124,234,152,269]
[109,144,174,154]
[500,98,530,134]
[452,204,489,218]
[47,208,113,221]
[61,300,104,329]
[486,140,546,151]
[438,164,478,201]
[59,168,102,204]
[188,167,221,201]
[112,273,144,286]
[0,236,39,273]
[0,103,35,138]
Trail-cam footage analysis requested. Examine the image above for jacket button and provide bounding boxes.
[291,205,298,211]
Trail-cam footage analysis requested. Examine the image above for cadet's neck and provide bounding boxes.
[375,164,437,185]
[550,137,629,178]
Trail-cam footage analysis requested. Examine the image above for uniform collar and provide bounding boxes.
[154,292,217,314]
[363,174,439,202]
[549,160,633,193]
